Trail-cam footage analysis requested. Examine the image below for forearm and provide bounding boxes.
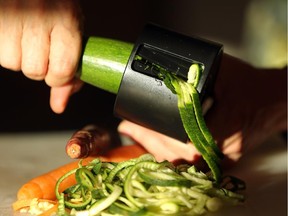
[206,54,287,157]
[221,54,287,134]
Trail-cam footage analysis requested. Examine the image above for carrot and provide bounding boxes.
[16,144,147,201]
[17,159,88,201]
[104,143,147,161]
[65,124,113,159]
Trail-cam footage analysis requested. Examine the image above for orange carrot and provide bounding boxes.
[17,158,89,201]
[16,144,147,201]
[104,143,147,161]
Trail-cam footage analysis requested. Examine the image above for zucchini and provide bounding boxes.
[78,37,133,94]
[56,155,245,216]
[138,170,192,187]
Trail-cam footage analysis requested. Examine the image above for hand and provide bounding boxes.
[118,54,287,163]
[118,120,201,163]
[0,0,83,113]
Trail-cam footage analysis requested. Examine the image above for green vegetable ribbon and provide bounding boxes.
[55,154,244,216]
[159,64,224,183]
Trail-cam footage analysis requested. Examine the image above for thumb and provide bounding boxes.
[50,79,83,113]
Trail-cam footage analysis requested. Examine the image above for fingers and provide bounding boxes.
[118,120,243,163]
[0,1,82,82]
[47,3,82,113]
[118,120,201,163]
[221,132,242,161]
[0,0,22,71]
[0,0,83,113]
[45,23,82,87]
[21,6,50,80]
[46,0,83,87]
[20,0,82,86]
[50,79,83,114]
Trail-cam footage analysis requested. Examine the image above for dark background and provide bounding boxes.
[0,0,285,132]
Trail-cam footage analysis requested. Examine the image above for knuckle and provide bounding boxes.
[50,61,75,78]
[46,60,76,86]
[21,61,47,80]
[0,45,22,71]
[0,56,21,71]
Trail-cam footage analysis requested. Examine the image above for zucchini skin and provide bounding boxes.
[78,37,133,94]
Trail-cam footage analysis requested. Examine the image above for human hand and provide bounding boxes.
[118,54,287,163]
[118,120,201,163]
[0,0,83,113]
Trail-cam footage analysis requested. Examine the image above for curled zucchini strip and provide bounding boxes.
[55,155,244,216]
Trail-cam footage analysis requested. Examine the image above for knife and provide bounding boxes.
[77,23,223,142]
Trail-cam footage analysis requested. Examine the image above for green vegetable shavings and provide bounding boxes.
[55,155,244,216]
[159,65,224,183]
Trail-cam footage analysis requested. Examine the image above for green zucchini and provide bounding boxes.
[138,169,192,187]
[55,155,245,215]
[78,37,133,94]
